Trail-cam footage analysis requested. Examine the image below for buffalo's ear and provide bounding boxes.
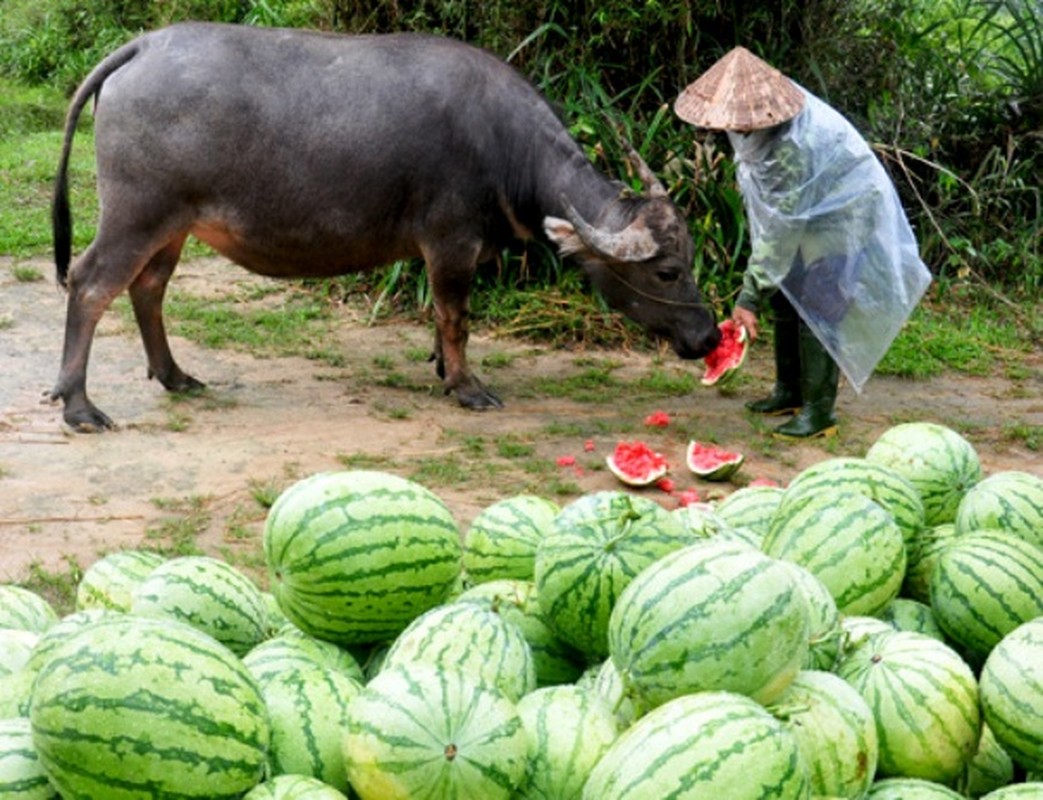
[542,216,584,256]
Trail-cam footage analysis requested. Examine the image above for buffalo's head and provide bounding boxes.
[543,150,720,359]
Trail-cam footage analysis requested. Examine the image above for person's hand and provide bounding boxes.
[732,306,759,341]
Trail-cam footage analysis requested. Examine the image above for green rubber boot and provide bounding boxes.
[746,297,801,416]
[773,324,839,439]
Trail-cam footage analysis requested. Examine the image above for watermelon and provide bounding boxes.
[0,671,33,721]
[605,441,669,487]
[462,495,559,585]
[775,559,842,671]
[685,440,744,481]
[763,489,906,617]
[671,502,728,538]
[344,664,528,800]
[130,554,269,656]
[928,529,1043,662]
[75,549,165,612]
[242,627,365,685]
[0,716,57,799]
[581,690,810,799]
[516,685,619,800]
[980,785,1043,799]
[243,775,348,799]
[591,657,649,729]
[901,522,960,604]
[771,670,879,800]
[608,538,809,707]
[979,617,1043,773]
[865,422,982,526]
[534,491,687,658]
[263,470,462,645]
[0,629,38,677]
[29,615,270,799]
[780,456,926,546]
[865,778,966,799]
[836,630,980,783]
[0,587,57,633]
[258,664,361,792]
[379,602,536,702]
[957,723,1015,799]
[453,579,583,686]
[878,598,946,642]
[700,319,749,386]
[955,470,1043,547]
[713,484,784,537]
[21,609,121,676]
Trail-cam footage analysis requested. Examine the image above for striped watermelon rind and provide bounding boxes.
[865,421,982,527]
[955,470,1043,548]
[581,690,810,800]
[264,470,462,645]
[534,491,688,659]
[879,598,946,642]
[608,538,809,708]
[344,664,527,800]
[243,775,348,799]
[0,629,39,678]
[29,615,270,799]
[775,559,842,671]
[0,716,57,800]
[462,495,559,585]
[835,630,981,783]
[452,579,583,687]
[979,617,1043,773]
[763,489,906,617]
[928,529,1043,661]
[75,549,165,612]
[712,484,784,537]
[901,523,960,605]
[957,723,1015,799]
[379,602,536,702]
[130,554,269,656]
[516,685,620,800]
[242,627,365,685]
[0,587,57,634]
[979,784,1043,799]
[780,456,926,547]
[866,777,966,799]
[259,664,361,792]
[770,669,878,800]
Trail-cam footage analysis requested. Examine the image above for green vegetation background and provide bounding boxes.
[1,0,1040,350]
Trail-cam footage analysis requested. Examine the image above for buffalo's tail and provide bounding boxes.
[54,42,140,287]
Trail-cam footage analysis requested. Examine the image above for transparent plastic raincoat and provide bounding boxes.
[729,88,932,393]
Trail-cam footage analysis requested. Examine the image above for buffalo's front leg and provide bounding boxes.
[128,236,204,394]
[424,247,502,410]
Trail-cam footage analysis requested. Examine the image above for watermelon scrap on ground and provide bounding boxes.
[605,440,669,487]
[686,441,745,481]
[643,410,671,427]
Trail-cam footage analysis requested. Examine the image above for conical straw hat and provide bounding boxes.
[675,46,805,131]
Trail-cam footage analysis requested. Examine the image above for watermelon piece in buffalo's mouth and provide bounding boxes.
[701,320,748,386]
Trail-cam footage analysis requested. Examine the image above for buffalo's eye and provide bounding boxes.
[655,268,682,283]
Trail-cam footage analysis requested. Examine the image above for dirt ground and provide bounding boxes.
[2,256,1040,586]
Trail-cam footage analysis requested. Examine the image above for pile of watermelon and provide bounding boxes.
[1,423,1042,799]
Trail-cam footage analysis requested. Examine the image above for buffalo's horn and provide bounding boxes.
[563,200,660,263]
[616,132,668,197]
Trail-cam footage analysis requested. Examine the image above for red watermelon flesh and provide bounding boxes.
[686,441,745,481]
[606,441,669,487]
[701,320,748,386]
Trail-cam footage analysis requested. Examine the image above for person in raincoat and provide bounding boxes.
[675,47,932,438]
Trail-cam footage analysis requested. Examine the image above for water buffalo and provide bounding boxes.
[49,23,720,431]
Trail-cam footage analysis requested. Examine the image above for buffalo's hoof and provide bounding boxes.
[456,387,504,410]
[63,405,116,433]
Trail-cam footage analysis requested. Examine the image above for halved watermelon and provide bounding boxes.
[701,320,748,386]
[606,441,669,487]
[686,441,744,481]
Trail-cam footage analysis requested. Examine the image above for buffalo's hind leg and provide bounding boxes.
[128,234,204,395]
